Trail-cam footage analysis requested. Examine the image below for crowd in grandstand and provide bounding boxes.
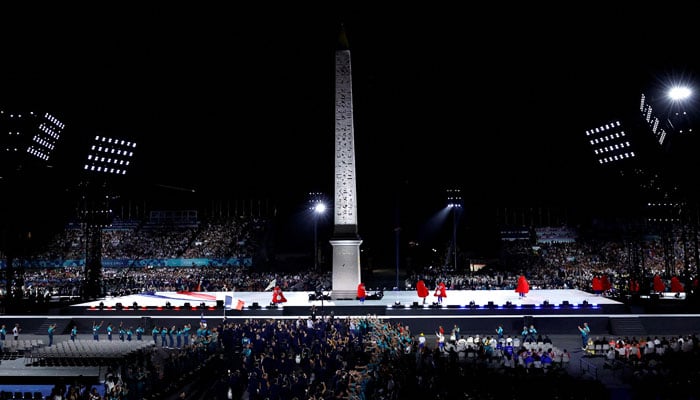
[2,214,700,398]
[1,216,699,304]
[32,215,263,264]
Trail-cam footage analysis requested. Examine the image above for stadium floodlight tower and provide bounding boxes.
[309,192,327,271]
[446,187,462,271]
[0,110,65,311]
[639,78,697,176]
[0,110,65,176]
[79,135,137,299]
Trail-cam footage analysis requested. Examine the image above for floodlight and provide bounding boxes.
[668,86,692,101]
[446,188,462,208]
[446,187,462,270]
[26,112,65,162]
[83,135,136,175]
[1,110,65,168]
[309,192,327,270]
[585,120,636,165]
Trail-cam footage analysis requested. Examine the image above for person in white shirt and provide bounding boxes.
[418,333,427,350]
[436,330,446,352]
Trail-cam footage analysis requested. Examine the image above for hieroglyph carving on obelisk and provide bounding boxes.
[330,28,362,300]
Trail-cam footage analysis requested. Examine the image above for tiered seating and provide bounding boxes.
[0,339,44,360]
[28,339,155,367]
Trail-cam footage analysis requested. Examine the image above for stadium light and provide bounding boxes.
[585,120,636,165]
[83,135,136,175]
[309,192,327,271]
[446,187,462,270]
[668,86,692,101]
[26,112,65,163]
[0,110,65,175]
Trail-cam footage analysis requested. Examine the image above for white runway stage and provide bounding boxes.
[73,288,623,310]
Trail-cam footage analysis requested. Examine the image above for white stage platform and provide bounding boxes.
[73,288,622,310]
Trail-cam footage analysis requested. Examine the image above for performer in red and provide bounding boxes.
[601,274,612,293]
[515,274,529,298]
[591,275,603,296]
[272,286,287,304]
[434,281,447,304]
[357,282,366,304]
[653,274,665,294]
[670,276,684,296]
[629,277,640,294]
[416,279,430,304]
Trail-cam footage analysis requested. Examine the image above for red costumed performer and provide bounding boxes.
[671,276,684,295]
[416,279,430,304]
[591,276,603,296]
[515,275,529,298]
[272,286,287,304]
[653,274,665,294]
[434,282,447,304]
[629,278,640,294]
[357,282,366,304]
[601,275,611,293]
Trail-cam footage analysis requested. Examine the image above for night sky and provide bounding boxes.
[2,5,700,264]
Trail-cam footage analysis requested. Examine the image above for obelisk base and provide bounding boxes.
[330,239,362,300]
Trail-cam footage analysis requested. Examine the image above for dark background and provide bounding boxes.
[2,5,700,267]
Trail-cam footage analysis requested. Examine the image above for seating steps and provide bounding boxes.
[609,317,646,337]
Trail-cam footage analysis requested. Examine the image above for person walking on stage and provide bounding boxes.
[515,274,529,298]
[653,274,665,296]
[578,322,590,350]
[591,275,603,296]
[629,277,641,295]
[13,323,20,341]
[671,276,685,297]
[416,279,429,305]
[0,324,6,341]
[272,285,287,305]
[434,281,447,304]
[357,282,366,304]
[70,325,78,342]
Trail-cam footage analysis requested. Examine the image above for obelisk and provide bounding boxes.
[330,26,362,300]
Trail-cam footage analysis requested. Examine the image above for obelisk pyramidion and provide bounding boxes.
[330,26,362,300]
